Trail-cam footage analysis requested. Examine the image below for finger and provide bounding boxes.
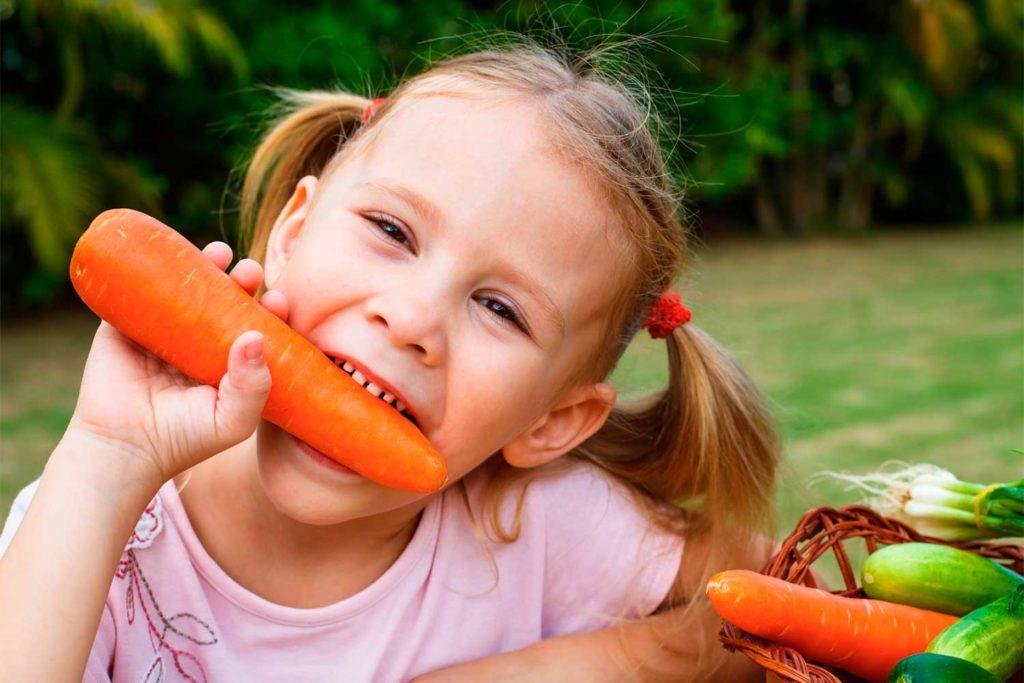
[258,289,289,322]
[202,242,233,271]
[211,331,272,449]
[229,259,264,297]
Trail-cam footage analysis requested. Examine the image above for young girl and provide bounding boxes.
[0,42,780,681]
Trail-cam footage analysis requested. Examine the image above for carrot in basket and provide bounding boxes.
[706,570,957,682]
[69,208,447,493]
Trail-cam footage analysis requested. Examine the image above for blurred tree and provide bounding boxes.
[1,0,1020,310]
[907,0,1023,221]
[0,0,247,306]
[684,0,1022,234]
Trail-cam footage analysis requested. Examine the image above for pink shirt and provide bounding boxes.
[1,461,684,681]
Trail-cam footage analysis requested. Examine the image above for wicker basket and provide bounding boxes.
[718,505,1024,683]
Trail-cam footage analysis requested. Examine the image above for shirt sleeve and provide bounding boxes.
[537,463,685,638]
[0,477,40,559]
[1,478,116,681]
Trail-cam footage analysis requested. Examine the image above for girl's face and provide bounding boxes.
[258,96,624,524]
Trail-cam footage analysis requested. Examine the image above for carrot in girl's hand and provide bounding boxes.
[69,208,447,493]
[705,569,958,682]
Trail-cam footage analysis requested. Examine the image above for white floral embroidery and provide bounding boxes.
[125,495,164,551]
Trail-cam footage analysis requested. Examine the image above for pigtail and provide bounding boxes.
[573,323,780,677]
[665,324,780,539]
[236,89,380,264]
[578,322,779,538]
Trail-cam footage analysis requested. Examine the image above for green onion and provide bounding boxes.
[810,460,1024,541]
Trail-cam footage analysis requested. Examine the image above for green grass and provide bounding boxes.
[3,225,1022,563]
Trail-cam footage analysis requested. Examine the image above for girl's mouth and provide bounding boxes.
[327,355,419,427]
[291,433,359,476]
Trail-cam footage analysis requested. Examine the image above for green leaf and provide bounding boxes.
[0,100,166,276]
[0,100,105,274]
[192,9,249,80]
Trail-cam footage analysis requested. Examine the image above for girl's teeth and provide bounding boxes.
[334,359,409,417]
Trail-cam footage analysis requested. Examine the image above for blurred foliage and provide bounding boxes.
[1,0,1021,311]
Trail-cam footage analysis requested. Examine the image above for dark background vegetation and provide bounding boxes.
[1,2,1021,537]
[2,0,1021,313]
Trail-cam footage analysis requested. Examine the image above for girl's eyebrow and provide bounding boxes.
[358,178,567,340]
[359,179,445,229]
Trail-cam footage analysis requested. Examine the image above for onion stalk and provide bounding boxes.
[810,460,1024,541]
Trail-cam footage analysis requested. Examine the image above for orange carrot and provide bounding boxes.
[69,208,447,493]
[706,569,958,682]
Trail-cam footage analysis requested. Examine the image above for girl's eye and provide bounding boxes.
[369,215,412,248]
[479,297,526,332]
[366,214,527,334]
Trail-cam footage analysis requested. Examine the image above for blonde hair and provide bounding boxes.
[233,35,780,679]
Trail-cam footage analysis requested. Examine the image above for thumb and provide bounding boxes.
[213,330,273,448]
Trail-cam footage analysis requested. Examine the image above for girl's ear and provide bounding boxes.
[502,382,617,468]
[264,175,319,288]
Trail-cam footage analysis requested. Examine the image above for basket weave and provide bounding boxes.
[718,505,1024,683]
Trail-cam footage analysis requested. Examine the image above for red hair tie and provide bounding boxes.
[361,97,387,123]
[642,291,692,339]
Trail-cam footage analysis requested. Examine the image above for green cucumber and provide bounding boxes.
[861,542,1024,615]
[889,653,1001,682]
[927,585,1024,680]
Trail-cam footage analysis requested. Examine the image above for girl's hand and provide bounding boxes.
[66,243,291,488]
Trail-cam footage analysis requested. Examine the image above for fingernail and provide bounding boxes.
[244,338,264,365]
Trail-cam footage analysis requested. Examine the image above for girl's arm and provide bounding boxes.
[0,244,278,681]
[0,432,163,681]
[0,329,270,681]
[410,606,765,682]
[413,534,782,682]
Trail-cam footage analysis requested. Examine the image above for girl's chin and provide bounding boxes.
[253,426,414,525]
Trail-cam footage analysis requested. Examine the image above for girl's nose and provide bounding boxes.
[363,293,446,366]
